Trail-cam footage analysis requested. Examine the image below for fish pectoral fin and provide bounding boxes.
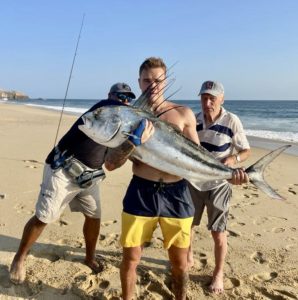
[121,131,131,137]
[121,131,141,140]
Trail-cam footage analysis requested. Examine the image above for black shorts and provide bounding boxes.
[123,175,194,218]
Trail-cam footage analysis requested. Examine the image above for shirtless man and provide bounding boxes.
[105,59,248,299]
[105,57,199,300]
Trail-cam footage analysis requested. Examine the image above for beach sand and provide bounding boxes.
[0,103,297,299]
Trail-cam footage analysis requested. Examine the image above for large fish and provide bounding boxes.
[79,105,290,200]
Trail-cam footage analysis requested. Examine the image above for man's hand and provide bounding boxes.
[128,119,155,146]
[228,168,249,185]
[221,155,237,167]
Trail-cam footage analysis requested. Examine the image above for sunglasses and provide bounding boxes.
[114,93,133,103]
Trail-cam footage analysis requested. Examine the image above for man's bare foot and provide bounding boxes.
[209,272,224,294]
[9,256,26,284]
[84,258,103,273]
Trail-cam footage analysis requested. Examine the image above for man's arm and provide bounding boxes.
[104,141,135,171]
[221,148,251,167]
[181,107,200,145]
[104,119,155,171]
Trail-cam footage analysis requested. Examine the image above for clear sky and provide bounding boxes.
[1,0,298,100]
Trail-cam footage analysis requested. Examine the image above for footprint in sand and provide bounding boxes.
[56,238,83,248]
[198,258,208,269]
[288,187,297,195]
[101,288,122,299]
[242,185,258,191]
[230,222,246,227]
[253,216,270,226]
[37,251,61,262]
[101,220,117,227]
[58,219,70,226]
[285,244,296,250]
[251,233,262,238]
[73,274,101,295]
[99,233,119,246]
[99,280,110,290]
[14,203,33,215]
[142,237,164,249]
[228,213,236,220]
[224,277,241,290]
[250,251,267,264]
[190,252,208,270]
[0,268,13,288]
[250,272,278,282]
[273,288,298,299]
[250,193,260,198]
[272,227,286,233]
[23,159,43,164]
[270,216,288,221]
[142,270,173,299]
[227,229,241,237]
[23,159,43,169]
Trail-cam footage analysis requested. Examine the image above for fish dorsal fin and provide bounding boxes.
[133,64,177,113]
[133,93,152,113]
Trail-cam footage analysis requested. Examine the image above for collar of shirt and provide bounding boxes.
[196,107,227,129]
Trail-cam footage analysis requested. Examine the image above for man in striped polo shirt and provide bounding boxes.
[188,81,251,294]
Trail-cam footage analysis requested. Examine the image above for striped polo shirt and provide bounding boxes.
[195,107,250,190]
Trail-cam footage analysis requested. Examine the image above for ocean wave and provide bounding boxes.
[245,129,298,143]
[25,102,298,143]
[26,103,86,115]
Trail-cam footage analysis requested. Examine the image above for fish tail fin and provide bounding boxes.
[246,145,291,200]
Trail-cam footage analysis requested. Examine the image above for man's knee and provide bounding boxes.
[168,246,188,273]
[29,215,48,228]
[121,248,142,270]
[211,231,227,245]
[84,214,100,223]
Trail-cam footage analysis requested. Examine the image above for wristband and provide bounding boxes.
[128,119,146,146]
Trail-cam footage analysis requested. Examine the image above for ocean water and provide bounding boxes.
[6,98,298,152]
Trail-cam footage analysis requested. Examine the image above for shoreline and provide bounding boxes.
[2,101,298,157]
[247,136,298,156]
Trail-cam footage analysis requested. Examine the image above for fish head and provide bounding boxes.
[79,107,128,148]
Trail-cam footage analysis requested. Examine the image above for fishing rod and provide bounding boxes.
[53,14,85,147]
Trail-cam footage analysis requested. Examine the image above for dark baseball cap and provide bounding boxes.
[109,82,136,99]
[199,81,224,96]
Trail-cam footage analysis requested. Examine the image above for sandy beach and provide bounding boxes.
[0,103,297,300]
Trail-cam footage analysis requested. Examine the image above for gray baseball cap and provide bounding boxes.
[199,81,224,96]
[109,82,136,99]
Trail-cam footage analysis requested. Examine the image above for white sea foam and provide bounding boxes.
[245,129,298,143]
[25,103,298,144]
[26,103,86,115]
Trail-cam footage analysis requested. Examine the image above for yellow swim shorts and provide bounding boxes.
[120,212,193,249]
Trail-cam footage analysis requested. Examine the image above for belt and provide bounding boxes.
[51,147,106,188]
